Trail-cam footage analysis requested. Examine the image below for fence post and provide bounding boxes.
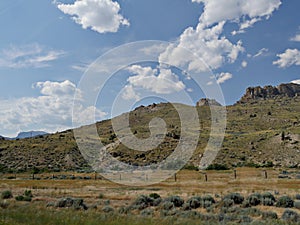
[204,173,208,182]
[264,170,268,179]
[174,173,177,182]
[94,172,97,180]
[234,170,237,179]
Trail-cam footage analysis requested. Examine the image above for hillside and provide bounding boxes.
[0,83,300,173]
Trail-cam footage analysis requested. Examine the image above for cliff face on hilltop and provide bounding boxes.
[238,83,300,104]
[196,98,221,107]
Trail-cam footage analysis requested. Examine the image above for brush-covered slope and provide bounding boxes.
[0,83,300,173]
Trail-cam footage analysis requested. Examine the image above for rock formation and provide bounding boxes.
[238,83,300,104]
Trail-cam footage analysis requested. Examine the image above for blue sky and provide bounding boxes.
[0,0,299,137]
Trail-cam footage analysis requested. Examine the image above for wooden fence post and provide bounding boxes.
[234,170,237,179]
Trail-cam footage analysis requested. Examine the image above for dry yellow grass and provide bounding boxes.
[0,168,299,207]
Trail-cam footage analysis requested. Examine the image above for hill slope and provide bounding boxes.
[0,83,300,173]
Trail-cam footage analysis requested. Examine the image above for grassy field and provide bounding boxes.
[0,168,300,224]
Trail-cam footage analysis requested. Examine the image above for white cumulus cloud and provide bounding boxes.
[273,49,300,68]
[0,80,106,137]
[193,0,281,33]
[121,65,186,100]
[159,22,244,72]
[216,72,233,84]
[57,0,129,34]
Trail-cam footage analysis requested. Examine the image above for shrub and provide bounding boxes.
[161,201,175,210]
[276,196,294,208]
[202,195,216,204]
[160,209,178,217]
[294,200,300,209]
[203,200,213,209]
[281,209,300,222]
[55,197,87,210]
[222,198,234,208]
[183,164,199,171]
[118,206,131,214]
[152,198,162,207]
[140,208,154,217]
[241,199,251,208]
[181,203,191,211]
[102,206,114,213]
[0,201,9,209]
[149,193,160,199]
[262,192,276,206]
[24,190,33,198]
[262,211,278,220]
[241,207,262,217]
[247,193,261,206]
[223,193,244,204]
[56,198,74,208]
[186,196,201,209]
[164,196,184,207]
[15,195,31,202]
[131,195,154,210]
[104,200,110,205]
[73,198,87,210]
[1,190,13,199]
[98,193,104,199]
[206,164,229,170]
[295,194,300,200]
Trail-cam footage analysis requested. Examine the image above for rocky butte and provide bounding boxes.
[237,83,300,104]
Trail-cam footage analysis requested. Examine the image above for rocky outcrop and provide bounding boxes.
[196,98,221,107]
[238,83,300,104]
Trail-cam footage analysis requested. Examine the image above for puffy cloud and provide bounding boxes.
[290,34,300,42]
[193,0,281,31]
[34,80,77,97]
[291,79,300,85]
[158,0,281,74]
[122,85,140,101]
[159,22,244,72]
[0,44,65,69]
[241,60,248,68]
[126,65,185,94]
[216,72,233,84]
[57,0,129,34]
[121,65,186,100]
[273,49,300,68]
[0,80,106,137]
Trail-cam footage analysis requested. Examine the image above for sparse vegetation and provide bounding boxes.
[223,193,244,205]
[276,196,294,208]
[281,209,300,223]
[1,190,13,199]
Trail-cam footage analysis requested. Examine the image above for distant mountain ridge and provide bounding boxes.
[16,131,48,139]
[0,131,48,140]
[238,83,300,104]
